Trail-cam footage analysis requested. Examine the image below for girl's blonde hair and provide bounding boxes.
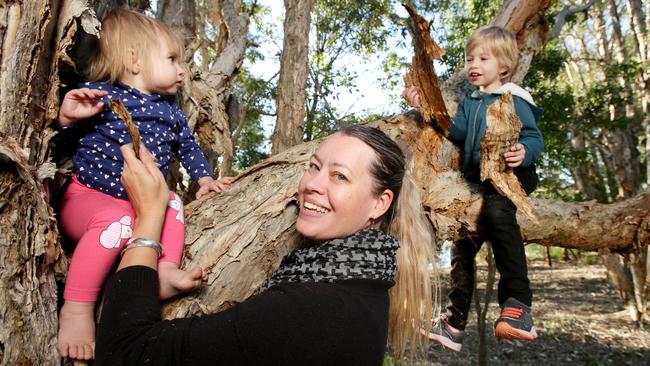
[465,25,519,82]
[338,125,439,358]
[88,9,182,83]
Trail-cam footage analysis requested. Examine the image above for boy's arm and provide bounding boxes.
[444,102,468,143]
[513,97,544,167]
[402,86,468,142]
[58,88,108,127]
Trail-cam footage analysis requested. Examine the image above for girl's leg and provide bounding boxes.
[157,192,206,299]
[58,179,134,359]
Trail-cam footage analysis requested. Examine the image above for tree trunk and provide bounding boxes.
[183,0,249,177]
[162,112,650,318]
[474,244,496,366]
[594,0,646,322]
[0,0,97,364]
[157,0,195,44]
[94,0,149,18]
[270,0,312,154]
[623,0,650,193]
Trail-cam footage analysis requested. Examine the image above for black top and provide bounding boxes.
[96,266,392,365]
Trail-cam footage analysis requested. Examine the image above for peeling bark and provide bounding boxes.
[402,3,452,132]
[163,113,650,318]
[480,92,534,220]
[183,0,249,177]
[0,0,79,364]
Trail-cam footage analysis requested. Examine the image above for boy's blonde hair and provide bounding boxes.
[465,26,519,82]
[88,9,182,83]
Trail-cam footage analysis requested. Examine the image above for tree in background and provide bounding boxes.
[270,0,312,154]
[522,0,649,324]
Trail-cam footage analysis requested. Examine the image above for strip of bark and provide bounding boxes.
[402,4,452,133]
[109,99,141,158]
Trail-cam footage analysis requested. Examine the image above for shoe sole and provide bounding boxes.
[494,321,538,340]
[426,331,463,352]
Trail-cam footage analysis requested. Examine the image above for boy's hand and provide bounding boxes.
[504,143,526,168]
[58,88,108,127]
[196,176,235,199]
[402,86,420,108]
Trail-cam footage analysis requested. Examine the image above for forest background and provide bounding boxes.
[0,0,649,365]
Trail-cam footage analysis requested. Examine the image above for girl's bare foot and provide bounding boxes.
[58,301,96,360]
[158,262,207,299]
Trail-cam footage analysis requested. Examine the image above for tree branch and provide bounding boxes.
[547,0,598,41]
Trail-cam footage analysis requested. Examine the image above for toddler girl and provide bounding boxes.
[57,9,229,360]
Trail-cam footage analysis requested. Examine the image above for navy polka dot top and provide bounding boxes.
[67,82,212,199]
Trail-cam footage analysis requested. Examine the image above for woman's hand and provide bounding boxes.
[118,144,170,270]
[120,144,169,220]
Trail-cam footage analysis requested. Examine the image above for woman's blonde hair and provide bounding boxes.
[339,125,439,358]
[465,25,519,82]
[88,9,182,83]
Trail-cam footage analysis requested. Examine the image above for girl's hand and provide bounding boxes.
[120,144,169,220]
[504,143,526,168]
[58,88,108,127]
[196,176,235,199]
[402,86,421,108]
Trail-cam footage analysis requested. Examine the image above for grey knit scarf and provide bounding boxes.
[258,229,399,293]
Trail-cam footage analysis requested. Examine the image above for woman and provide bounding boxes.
[95,125,438,365]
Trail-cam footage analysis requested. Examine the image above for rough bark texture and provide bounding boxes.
[480,92,534,220]
[402,3,452,132]
[183,0,249,176]
[157,0,195,44]
[270,0,312,154]
[163,112,650,318]
[0,0,100,364]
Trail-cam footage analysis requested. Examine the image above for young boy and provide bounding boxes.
[403,25,543,351]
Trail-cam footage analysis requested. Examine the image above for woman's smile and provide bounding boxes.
[296,134,382,240]
[302,200,330,214]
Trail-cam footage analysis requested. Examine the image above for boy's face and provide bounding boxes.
[144,37,185,95]
[465,45,507,93]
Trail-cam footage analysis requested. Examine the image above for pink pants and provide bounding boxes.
[60,177,185,302]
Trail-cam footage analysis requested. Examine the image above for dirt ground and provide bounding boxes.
[415,260,650,366]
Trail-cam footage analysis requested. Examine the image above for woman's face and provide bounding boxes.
[296,133,393,241]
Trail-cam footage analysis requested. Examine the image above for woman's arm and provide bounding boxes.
[96,144,178,365]
[116,144,170,271]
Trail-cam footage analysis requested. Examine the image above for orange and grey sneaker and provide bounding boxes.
[494,297,538,341]
[421,317,465,352]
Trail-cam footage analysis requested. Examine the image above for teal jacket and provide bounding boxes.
[434,83,544,182]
